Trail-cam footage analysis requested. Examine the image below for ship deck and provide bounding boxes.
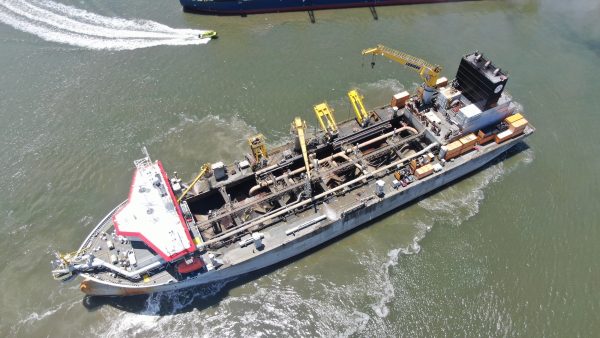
[73,86,533,290]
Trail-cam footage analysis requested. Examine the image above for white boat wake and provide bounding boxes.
[0,0,213,50]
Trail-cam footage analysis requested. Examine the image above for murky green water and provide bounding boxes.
[1,0,599,336]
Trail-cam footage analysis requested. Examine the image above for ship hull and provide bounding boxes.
[180,0,461,15]
[80,135,526,296]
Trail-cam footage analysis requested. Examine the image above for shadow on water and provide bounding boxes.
[82,141,530,315]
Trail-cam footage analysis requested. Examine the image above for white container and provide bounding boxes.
[439,87,461,110]
[375,180,386,196]
[457,104,482,126]
[127,250,137,266]
[460,101,513,133]
[238,160,250,170]
[252,232,264,249]
[439,145,448,160]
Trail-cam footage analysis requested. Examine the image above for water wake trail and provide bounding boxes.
[0,0,213,50]
[366,147,535,320]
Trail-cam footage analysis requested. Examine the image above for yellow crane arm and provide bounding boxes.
[313,103,338,135]
[292,117,311,180]
[177,163,211,203]
[347,89,369,126]
[362,44,442,88]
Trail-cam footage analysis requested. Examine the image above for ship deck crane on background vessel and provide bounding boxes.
[362,44,442,104]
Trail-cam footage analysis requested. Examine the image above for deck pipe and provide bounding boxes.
[67,132,426,279]
[199,142,437,248]
[74,258,165,280]
[248,126,418,196]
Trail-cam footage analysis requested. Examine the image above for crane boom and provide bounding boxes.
[292,117,311,180]
[362,44,442,88]
[177,163,211,203]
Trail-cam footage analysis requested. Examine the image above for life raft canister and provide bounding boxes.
[176,256,205,274]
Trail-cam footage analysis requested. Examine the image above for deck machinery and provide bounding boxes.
[51,48,533,296]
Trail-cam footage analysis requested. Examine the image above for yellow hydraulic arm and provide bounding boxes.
[292,117,311,180]
[347,89,370,126]
[177,163,211,203]
[313,102,338,135]
[362,44,442,88]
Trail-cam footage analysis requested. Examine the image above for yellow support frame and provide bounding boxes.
[292,117,311,180]
[313,102,338,135]
[248,134,268,162]
[348,89,369,126]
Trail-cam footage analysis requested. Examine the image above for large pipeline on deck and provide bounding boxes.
[199,142,437,248]
[72,257,165,280]
[248,126,418,196]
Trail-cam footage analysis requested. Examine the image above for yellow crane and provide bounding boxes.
[292,117,312,180]
[177,163,211,203]
[313,102,338,136]
[347,89,370,127]
[362,44,442,104]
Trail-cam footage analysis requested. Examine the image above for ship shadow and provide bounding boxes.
[82,141,530,315]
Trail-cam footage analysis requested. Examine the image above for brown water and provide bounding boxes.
[0,0,599,336]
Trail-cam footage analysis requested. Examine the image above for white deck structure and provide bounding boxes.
[113,156,194,262]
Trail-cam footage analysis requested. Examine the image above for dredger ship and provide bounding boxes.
[52,46,533,296]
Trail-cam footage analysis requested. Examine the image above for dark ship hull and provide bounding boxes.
[180,0,459,15]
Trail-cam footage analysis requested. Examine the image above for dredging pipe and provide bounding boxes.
[199,142,437,248]
[248,126,418,196]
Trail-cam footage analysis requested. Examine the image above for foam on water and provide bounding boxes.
[0,0,213,50]
[418,147,534,224]
[346,144,534,333]
[83,268,374,337]
[97,281,231,337]
[361,78,406,93]
[18,304,63,325]
[362,146,534,322]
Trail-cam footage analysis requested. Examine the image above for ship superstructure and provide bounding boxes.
[52,48,533,296]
